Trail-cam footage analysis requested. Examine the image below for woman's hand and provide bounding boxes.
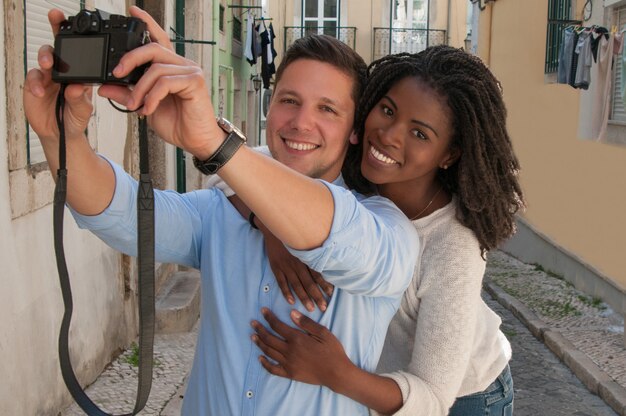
[251,308,353,389]
[264,231,334,312]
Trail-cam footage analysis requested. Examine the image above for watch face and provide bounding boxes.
[217,117,246,143]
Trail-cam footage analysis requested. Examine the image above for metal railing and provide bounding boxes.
[372,28,447,61]
[283,26,357,52]
[545,19,581,74]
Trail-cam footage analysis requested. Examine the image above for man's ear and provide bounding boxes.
[440,147,461,170]
[349,131,358,145]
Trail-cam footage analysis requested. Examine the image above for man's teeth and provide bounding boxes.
[370,146,398,165]
[285,140,318,151]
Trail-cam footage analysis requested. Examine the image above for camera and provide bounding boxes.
[52,9,150,85]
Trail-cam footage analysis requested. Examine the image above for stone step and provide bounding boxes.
[155,270,201,334]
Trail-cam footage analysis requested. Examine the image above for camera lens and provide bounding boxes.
[75,10,94,34]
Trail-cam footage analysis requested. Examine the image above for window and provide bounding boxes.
[302,0,339,37]
[25,0,84,164]
[545,0,578,73]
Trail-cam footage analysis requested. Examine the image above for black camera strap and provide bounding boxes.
[54,84,155,415]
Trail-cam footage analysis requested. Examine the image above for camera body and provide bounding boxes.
[52,9,149,85]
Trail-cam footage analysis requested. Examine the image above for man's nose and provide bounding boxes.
[290,106,315,131]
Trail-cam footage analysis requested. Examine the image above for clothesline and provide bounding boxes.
[559,24,626,141]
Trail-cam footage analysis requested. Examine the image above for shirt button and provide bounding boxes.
[263,285,270,293]
[246,390,254,398]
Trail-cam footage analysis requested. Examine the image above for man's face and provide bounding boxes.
[266,59,356,181]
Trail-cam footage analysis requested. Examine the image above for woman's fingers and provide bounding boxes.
[275,271,296,305]
[251,319,288,355]
[258,356,288,378]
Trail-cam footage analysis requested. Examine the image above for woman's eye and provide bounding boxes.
[412,130,427,140]
[382,106,393,116]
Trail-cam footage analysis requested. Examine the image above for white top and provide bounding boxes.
[374,197,511,416]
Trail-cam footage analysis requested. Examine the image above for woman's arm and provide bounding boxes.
[251,308,403,415]
[229,195,334,312]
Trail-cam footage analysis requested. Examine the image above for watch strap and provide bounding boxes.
[193,131,245,175]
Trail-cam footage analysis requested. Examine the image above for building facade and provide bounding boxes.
[472,0,626,342]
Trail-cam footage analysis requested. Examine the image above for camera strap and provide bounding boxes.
[54,84,155,416]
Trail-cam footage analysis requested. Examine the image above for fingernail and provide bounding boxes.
[250,320,258,328]
[41,55,51,65]
[306,302,314,312]
[291,310,302,320]
[251,334,258,343]
[33,85,44,97]
[287,296,295,304]
[113,64,123,76]
[320,303,327,311]
[261,307,269,316]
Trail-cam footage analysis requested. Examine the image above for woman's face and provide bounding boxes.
[361,76,457,189]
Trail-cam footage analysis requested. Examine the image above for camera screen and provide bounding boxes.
[53,36,106,80]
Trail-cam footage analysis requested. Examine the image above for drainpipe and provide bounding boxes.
[479,2,493,66]
[446,0,451,45]
[212,0,219,109]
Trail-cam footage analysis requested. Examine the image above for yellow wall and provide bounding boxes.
[479,0,626,288]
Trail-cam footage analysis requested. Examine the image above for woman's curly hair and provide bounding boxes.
[342,45,525,256]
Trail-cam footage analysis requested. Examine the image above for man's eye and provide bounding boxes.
[322,106,337,114]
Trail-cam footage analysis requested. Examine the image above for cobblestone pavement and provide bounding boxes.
[61,327,197,416]
[61,250,624,415]
[486,291,617,415]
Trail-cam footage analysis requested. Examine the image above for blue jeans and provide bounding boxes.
[448,364,514,416]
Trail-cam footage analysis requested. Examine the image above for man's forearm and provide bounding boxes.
[216,146,335,251]
[41,133,115,216]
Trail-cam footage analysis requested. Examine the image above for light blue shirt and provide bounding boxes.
[72,160,419,416]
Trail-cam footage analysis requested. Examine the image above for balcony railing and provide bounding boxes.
[373,28,447,61]
[545,19,581,74]
[284,26,357,52]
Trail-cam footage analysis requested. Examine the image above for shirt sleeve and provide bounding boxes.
[288,181,419,299]
[69,157,218,269]
[375,228,487,416]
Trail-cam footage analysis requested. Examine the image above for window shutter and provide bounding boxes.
[610,6,626,122]
[25,0,82,164]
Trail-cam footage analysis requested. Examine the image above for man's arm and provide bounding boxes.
[26,7,334,251]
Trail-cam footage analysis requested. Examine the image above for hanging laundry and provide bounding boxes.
[621,34,626,108]
[260,21,272,89]
[591,27,609,62]
[590,32,623,141]
[574,30,592,89]
[245,15,255,65]
[268,23,278,77]
[558,27,577,84]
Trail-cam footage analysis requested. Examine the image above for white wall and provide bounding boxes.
[0,2,155,414]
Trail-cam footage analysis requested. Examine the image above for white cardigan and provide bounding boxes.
[373,198,511,416]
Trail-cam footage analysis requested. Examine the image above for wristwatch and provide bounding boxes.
[193,117,247,175]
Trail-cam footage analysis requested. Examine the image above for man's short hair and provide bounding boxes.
[275,35,367,107]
